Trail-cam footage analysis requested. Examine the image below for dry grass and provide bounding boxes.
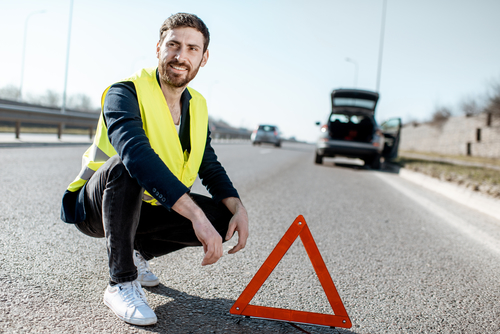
[400,150,500,167]
[395,154,500,199]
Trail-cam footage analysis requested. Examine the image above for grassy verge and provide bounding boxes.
[400,150,500,167]
[394,153,500,199]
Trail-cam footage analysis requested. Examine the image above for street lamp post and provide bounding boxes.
[61,0,74,114]
[345,57,358,88]
[376,0,388,92]
[19,10,45,101]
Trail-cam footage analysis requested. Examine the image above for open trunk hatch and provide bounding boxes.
[331,89,379,115]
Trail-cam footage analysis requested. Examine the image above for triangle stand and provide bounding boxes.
[230,215,352,328]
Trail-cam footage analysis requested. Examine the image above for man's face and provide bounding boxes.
[157,27,208,88]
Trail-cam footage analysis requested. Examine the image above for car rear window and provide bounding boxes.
[333,97,376,110]
[258,125,276,132]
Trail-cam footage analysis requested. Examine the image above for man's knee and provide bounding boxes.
[105,156,141,192]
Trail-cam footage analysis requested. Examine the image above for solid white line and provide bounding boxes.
[375,172,500,256]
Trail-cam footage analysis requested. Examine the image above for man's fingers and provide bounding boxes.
[228,238,246,254]
[201,237,223,266]
[202,248,216,265]
[225,220,236,241]
[201,243,213,265]
[227,229,248,254]
[228,243,242,254]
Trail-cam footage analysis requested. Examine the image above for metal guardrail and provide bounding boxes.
[0,103,99,139]
[0,102,252,141]
[210,124,251,140]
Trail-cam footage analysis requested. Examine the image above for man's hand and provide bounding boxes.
[172,194,223,266]
[222,197,249,254]
[191,217,223,266]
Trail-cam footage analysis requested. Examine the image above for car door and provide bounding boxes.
[380,118,402,160]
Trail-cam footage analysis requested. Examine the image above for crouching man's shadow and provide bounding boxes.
[141,283,357,334]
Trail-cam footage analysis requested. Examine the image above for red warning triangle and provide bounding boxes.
[230,215,352,328]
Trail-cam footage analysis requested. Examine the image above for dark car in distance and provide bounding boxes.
[315,89,401,169]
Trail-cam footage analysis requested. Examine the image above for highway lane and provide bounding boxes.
[1,142,499,333]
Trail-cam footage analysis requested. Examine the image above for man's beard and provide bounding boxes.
[161,59,202,88]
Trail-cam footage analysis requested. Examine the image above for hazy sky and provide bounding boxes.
[1,0,499,142]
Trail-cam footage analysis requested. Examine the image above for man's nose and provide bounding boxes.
[174,48,186,62]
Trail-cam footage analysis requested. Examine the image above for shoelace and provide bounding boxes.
[133,281,149,304]
[120,282,147,307]
[135,252,152,274]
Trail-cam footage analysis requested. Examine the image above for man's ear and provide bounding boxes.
[200,49,209,67]
[156,41,161,59]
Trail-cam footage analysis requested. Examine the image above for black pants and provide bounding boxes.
[75,155,233,283]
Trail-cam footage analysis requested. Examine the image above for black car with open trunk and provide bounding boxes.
[315,89,401,169]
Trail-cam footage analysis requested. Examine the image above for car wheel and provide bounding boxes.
[315,152,323,164]
[370,154,381,169]
[275,142,281,148]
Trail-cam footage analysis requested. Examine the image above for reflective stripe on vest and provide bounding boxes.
[66,67,208,205]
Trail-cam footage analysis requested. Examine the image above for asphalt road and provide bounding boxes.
[1,142,499,333]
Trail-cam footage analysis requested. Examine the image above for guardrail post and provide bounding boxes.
[57,123,63,139]
[89,126,94,139]
[15,121,21,139]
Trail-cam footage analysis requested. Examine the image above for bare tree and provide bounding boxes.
[23,89,61,107]
[39,90,61,107]
[485,80,500,117]
[431,106,452,123]
[68,93,95,112]
[0,85,21,100]
[404,116,420,127]
[460,97,482,117]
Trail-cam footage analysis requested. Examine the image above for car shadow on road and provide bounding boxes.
[138,283,358,334]
[279,143,316,153]
[252,142,315,153]
[320,159,401,174]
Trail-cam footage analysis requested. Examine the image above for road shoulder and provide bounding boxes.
[399,167,500,222]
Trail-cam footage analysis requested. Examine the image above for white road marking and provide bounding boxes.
[260,149,273,154]
[399,168,500,221]
[375,172,500,256]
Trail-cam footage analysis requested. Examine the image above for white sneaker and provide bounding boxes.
[103,280,157,326]
[133,250,160,287]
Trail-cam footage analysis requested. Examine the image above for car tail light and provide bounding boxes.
[373,129,383,146]
[274,130,278,136]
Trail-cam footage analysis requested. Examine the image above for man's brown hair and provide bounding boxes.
[159,13,210,52]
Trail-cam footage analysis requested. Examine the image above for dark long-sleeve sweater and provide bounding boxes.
[60,71,238,224]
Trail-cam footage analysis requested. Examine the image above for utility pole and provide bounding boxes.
[19,10,45,101]
[61,0,74,114]
[376,0,387,92]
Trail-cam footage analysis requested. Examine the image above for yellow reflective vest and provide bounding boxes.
[66,67,208,205]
